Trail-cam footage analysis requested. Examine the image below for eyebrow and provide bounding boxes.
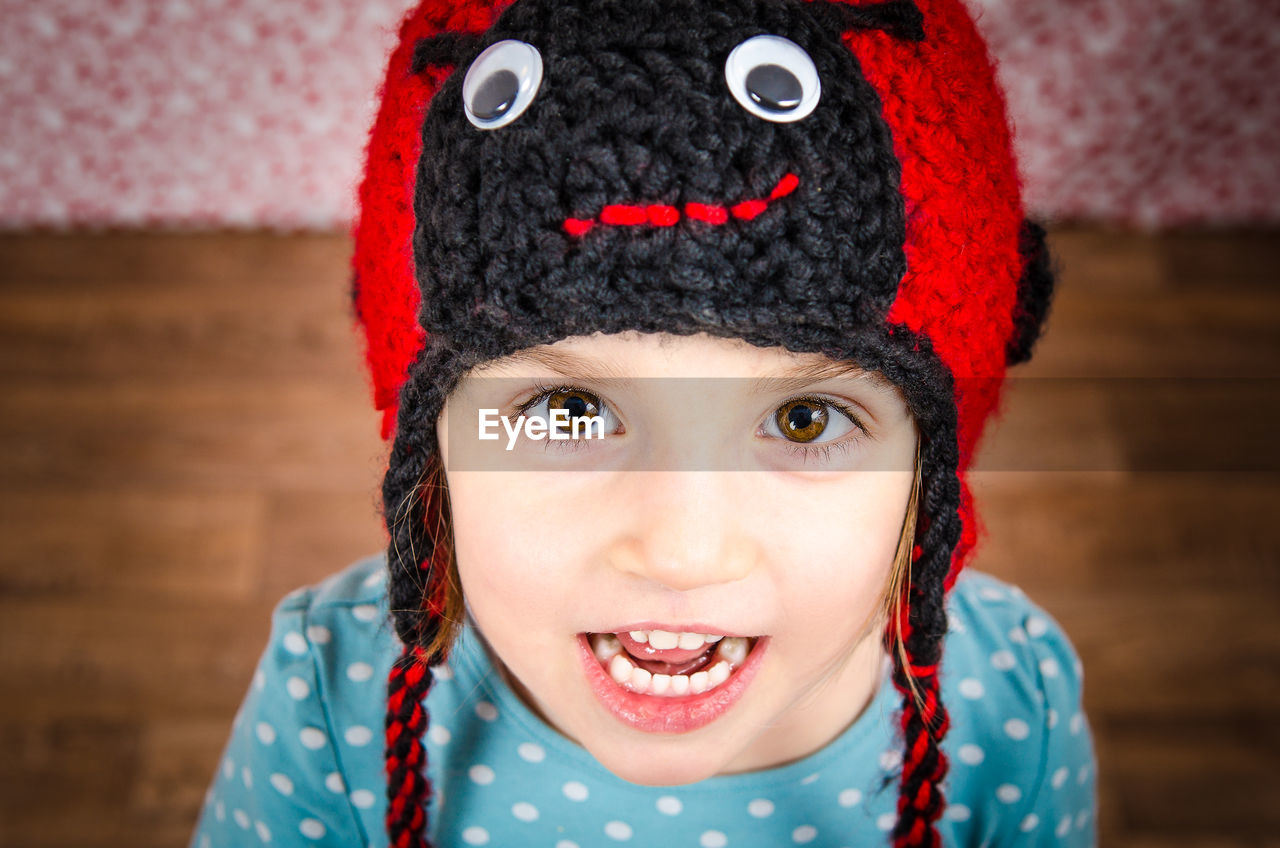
[489,346,893,393]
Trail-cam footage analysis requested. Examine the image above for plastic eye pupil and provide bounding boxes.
[746,64,802,113]
[724,34,820,123]
[472,69,520,120]
[461,39,543,129]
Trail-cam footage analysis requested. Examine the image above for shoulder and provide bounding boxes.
[939,570,1098,846]
[190,552,398,847]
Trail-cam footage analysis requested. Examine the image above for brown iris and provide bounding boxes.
[546,388,601,434]
[775,398,828,443]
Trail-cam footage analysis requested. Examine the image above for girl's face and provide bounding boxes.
[437,330,917,784]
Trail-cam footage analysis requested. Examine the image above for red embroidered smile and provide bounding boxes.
[563,172,800,237]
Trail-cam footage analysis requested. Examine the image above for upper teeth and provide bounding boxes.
[628,630,724,650]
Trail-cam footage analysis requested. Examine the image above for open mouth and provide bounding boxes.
[563,172,799,237]
[588,630,759,697]
[578,628,769,733]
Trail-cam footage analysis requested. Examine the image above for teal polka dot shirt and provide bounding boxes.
[190,552,1098,847]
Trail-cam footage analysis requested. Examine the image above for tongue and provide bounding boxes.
[615,632,718,676]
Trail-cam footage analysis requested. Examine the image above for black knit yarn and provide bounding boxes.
[1006,219,1059,367]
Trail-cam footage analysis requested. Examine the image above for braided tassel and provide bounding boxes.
[385,646,436,848]
[886,409,961,847]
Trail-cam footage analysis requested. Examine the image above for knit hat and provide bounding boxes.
[351,0,1056,845]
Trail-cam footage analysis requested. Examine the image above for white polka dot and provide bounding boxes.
[1051,766,1069,789]
[1004,717,1031,740]
[363,570,386,587]
[282,632,308,655]
[748,798,775,817]
[1025,616,1049,638]
[344,725,373,746]
[253,669,265,690]
[879,749,902,771]
[876,813,895,831]
[800,772,820,785]
[299,819,326,839]
[469,764,495,785]
[656,796,682,815]
[563,781,589,802]
[215,801,225,821]
[350,789,375,809]
[947,611,965,633]
[701,831,728,848]
[475,700,499,721]
[241,766,253,788]
[347,662,374,682]
[234,809,251,829]
[512,801,539,822]
[325,772,345,793]
[604,820,633,840]
[957,678,985,699]
[1019,813,1039,832]
[1076,809,1090,829]
[299,727,326,749]
[979,586,1004,601]
[433,663,454,681]
[1070,712,1084,735]
[957,743,985,765]
[837,789,861,807]
[269,773,293,795]
[1074,657,1084,679]
[254,820,271,842]
[305,625,331,644]
[1040,658,1060,678]
[286,676,310,699]
[200,836,211,848]
[222,757,234,779]
[1056,815,1072,837]
[945,804,971,821]
[428,724,452,745]
[990,649,1017,671]
[462,826,489,845]
[352,604,379,623]
[792,825,817,843]
[517,742,545,762]
[556,842,579,848]
[1008,625,1028,644]
[996,784,1022,804]
[1047,708,1059,729]
[1077,765,1090,785]
[255,722,276,745]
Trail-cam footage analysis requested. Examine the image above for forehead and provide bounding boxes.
[477,331,897,392]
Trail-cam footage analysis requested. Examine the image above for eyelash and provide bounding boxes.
[512,382,870,461]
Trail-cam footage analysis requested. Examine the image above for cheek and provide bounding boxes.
[447,473,577,627]
[768,472,910,624]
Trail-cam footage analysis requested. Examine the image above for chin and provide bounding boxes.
[589,736,735,786]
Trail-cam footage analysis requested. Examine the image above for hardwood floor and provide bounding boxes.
[0,228,1275,846]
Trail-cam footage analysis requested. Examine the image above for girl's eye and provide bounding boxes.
[514,384,623,450]
[724,34,821,122]
[462,39,544,129]
[762,396,868,461]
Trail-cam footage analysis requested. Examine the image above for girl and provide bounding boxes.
[191,0,1098,846]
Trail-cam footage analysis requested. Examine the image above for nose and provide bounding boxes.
[609,470,757,593]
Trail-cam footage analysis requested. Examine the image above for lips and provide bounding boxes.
[563,172,800,236]
[579,631,769,733]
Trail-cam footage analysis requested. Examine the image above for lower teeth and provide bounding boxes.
[589,633,753,697]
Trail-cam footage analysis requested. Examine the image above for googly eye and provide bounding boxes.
[462,39,543,129]
[724,34,820,122]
